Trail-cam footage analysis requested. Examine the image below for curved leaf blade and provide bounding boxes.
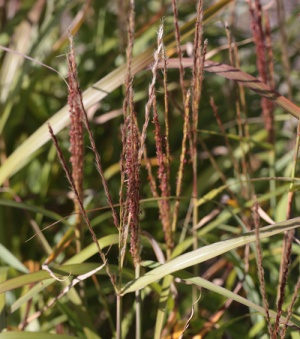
[0,244,29,274]
[121,217,300,294]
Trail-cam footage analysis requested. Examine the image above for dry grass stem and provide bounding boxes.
[171,0,186,102]
[171,90,191,234]
[121,0,143,270]
[275,0,292,100]
[120,0,139,268]
[275,123,300,334]
[233,42,253,199]
[162,41,171,216]
[24,264,106,326]
[68,35,84,253]
[224,24,250,197]
[274,228,294,335]
[153,94,172,250]
[189,0,205,309]
[48,124,115,287]
[252,200,272,335]
[67,35,120,231]
[264,12,275,91]
[249,0,274,143]
[281,277,300,338]
[138,23,164,163]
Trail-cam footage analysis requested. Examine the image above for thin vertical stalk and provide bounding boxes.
[119,0,136,269]
[135,264,141,339]
[275,0,292,100]
[68,35,84,256]
[171,90,190,235]
[48,125,114,283]
[191,4,205,236]
[233,42,254,200]
[249,0,275,142]
[275,122,300,335]
[162,45,171,198]
[249,0,276,221]
[116,293,122,339]
[138,24,164,163]
[224,24,254,218]
[264,10,277,218]
[253,200,272,336]
[119,1,143,337]
[161,41,172,253]
[137,24,171,251]
[191,0,205,307]
[224,25,245,185]
[153,94,172,252]
[280,277,300,338]
[171,0,186,102]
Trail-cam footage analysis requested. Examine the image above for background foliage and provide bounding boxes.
[0,0,300,338]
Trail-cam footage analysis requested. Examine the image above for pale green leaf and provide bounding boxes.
[121,217,300,294]
[0,244,28,274]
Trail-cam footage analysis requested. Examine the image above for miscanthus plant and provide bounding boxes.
[0,0,300,338]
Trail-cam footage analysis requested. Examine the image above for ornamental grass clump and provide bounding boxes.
[0,1,300,338]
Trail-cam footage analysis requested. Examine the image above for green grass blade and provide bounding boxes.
[121,217,300,294]
[0,267,9,331]
[0,199,70,226]
[9,279,53,313]
[173,271,300,328]
[0,263,101,294]
[153,275,174,339]
[64,233,119,264]
[0,244,28,273]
